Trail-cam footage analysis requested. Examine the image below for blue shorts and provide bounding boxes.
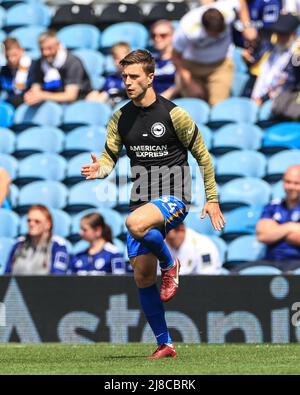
[127,195,187,259]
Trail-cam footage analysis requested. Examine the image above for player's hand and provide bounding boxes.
[81,154,100,180]
[201,202,225,231]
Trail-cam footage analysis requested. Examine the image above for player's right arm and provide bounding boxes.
[81,110,123,180]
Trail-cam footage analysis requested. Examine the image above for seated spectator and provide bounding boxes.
[233,165,300,273]
[5,205,69,275]
[0,168,11,209]
[86,42,131,107]
[71,212,126,275]
[250,13,299,106]
[165,223,222,274]
[150,20,178,100]
[24,30,92,106]
[0,38,33,108]
[172,1,238,105]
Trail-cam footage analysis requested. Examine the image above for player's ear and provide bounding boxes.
[148,72,155,84]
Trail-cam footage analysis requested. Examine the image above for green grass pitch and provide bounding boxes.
[0,343,299,375]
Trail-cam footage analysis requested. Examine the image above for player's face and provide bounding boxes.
[121,63,154,101]
[27,209,51,237]
[80,220,102,242]
[283,168,300,202]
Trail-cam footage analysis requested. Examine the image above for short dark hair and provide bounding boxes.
[119,49,155,75]
[202,8,225,34]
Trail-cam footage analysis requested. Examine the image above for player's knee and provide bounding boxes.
[126,215,146,239]
[134,272,156,288]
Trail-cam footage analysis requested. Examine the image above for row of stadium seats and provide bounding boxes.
[0,2,190,31]
[0,98,277,130]
[1,149,299,185]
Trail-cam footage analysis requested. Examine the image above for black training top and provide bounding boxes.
[97,94,217,210]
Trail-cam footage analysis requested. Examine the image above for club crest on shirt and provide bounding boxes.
[151,122,166,137]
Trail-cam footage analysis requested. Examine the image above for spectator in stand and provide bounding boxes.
[70,212,126,275]
[0,168,11,209]
[0,38,33,107]
[24,30,92,106]
[86,42,131,107]
[172,1,239,106]
[5,205,69,275]
[233,165,300,273]
[150,20,178,100]
[250,13,299,106]
[165,223,222,274]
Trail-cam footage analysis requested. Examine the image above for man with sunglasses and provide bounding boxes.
[151,20,179,100]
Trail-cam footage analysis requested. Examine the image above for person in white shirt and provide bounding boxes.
[165,223,222,275]
[172,0,238,105]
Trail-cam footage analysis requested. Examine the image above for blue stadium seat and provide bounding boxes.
[262,123,300,153]
[266,150,300,182]
[239,266,282,275]
[15,127,64,158]
[197,124,212,150]
[222,206,263,241]
[211,123,263,154]
[17,153,67,186]
[72,49,105,90]
[215,150,267,183]
[9,183,19,207]
[0,208,19,237]
[113,99,130,111]
[226,235,266,263]
[100,22,149,51]
[0,6,6,29]
[0,153,18,179]
[65,152,101,185]
[114,181,132,212]
[0,237,14,274]
[20,208,71,238]
[0,101,15,128]
[271,181,284,200]
[184,211,219,236]
[0,128,15,153]
[58,24,101,50]
[62,101,112,130]
[233,46,248,73]
[209,98,258,127]
[66,180,117,213]
[219,267,230,275]
[10,25,45,51]
[208,235,227,263]
[231,72,249,97]
[72,239,89,255]
[14,101,63,129]
[220,177,271,211]
[5,3,51,28]
[258,99,273,122]
[115,155,130,180]
[71,208,124,239]
[17,180,68,214]
[292,268,300,275]
[63,126,106,158]
[173,98,210,125]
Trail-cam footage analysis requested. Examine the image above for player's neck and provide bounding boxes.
[133,87,156,108]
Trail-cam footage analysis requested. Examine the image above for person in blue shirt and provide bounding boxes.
[233,165,300,273]
[5,204,69,275]
[0,168,11,210]
[71,212,126,275]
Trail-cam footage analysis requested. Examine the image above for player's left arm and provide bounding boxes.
[170,107,225,231]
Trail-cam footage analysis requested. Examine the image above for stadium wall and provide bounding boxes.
[0,276,300,343]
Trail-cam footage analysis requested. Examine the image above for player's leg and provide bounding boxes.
[130,252,176,359]
[126,202,174,271]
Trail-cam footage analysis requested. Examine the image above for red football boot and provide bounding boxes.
[148,344,177,359]
[160,257,180,302]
